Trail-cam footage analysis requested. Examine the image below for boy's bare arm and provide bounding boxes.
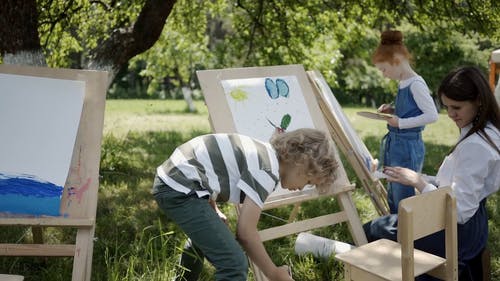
[236,197,293,281]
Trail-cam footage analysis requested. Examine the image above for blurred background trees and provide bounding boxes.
[1,0,499,107]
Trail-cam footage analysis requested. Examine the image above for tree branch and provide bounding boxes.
[89,0,176,72]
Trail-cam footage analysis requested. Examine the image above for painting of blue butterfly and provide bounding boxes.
[265,78,289,99]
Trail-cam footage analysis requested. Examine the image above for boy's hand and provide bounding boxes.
[271,265,294,281]
[216,209,228,225]
[209,199,228,225]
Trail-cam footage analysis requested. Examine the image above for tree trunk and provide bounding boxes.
[88,0,176,85]
[0,0,46,66]
[1,0,177,88]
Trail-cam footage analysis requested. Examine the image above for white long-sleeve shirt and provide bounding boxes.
[422,123,500,224]
[398,76,439,129]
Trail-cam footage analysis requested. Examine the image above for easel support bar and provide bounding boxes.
[0,244,76,256]
[0,218,95,227]
[259,212,349,242]
[262,184,355,210]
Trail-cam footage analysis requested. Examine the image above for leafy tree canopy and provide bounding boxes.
[1,0,499,104]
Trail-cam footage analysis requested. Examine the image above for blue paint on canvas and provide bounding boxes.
[0,172,64,216]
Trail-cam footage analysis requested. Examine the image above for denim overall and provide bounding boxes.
[381,81,425,213]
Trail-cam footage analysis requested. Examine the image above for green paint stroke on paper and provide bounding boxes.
[280,114,291,130]
[229,88,248,101]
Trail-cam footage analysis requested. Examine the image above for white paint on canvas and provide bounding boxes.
[0,73,85,187]
[221,76,315,142]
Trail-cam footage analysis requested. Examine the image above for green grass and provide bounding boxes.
[0,99,498,280]
[103,99,210,137]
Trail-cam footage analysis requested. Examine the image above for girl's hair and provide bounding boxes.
[372,30,412,65]
[437,66,500,154]
[270,128,338,192]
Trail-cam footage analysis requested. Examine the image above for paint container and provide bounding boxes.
[294,232,355,258]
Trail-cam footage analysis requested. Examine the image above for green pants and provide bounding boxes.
[153,176,248,281]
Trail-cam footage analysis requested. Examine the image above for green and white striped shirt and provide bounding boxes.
[155,134,280,208]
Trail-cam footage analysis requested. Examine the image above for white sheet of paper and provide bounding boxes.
[221,76,315,142]
[0,73,85,187]
[372,170,389,179]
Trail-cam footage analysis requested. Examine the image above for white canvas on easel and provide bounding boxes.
[0,64,108,281]
[307,70,389,215]
[0,74,85,216]
[197,64,367,281]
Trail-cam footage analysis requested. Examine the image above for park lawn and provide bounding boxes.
[1,99,497,280]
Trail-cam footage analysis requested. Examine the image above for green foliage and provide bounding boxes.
[36,0,152,68]
[114,0,499,104]
[24,0,500,102]
[130,0,225,97]
[334,26,396,105]
[333,23,493,106]
[402,23,492,94]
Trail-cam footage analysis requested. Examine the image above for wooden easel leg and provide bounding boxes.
[371,181,390,216]
[31,227,44,244]
[288,203,301,222]
[71,227,95,281]
[84,225,96,281]
[343,264,352,281]
[336,192,367,246]
[31,227,49,263]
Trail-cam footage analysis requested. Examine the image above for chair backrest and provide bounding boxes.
[397,186,458,280]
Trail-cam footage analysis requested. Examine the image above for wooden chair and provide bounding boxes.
[335,187,458,281]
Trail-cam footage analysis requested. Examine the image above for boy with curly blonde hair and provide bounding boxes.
[152,128,338,281]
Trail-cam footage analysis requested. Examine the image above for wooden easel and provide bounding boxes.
[197,65,367,281]
[307,70,390,216]
[0,65,107,281]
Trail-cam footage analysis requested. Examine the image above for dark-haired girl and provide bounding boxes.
[365,66,500,280]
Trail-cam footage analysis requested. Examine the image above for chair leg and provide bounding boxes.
[343,264,351,281]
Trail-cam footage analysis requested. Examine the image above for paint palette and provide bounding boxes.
[356,111,394,120]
